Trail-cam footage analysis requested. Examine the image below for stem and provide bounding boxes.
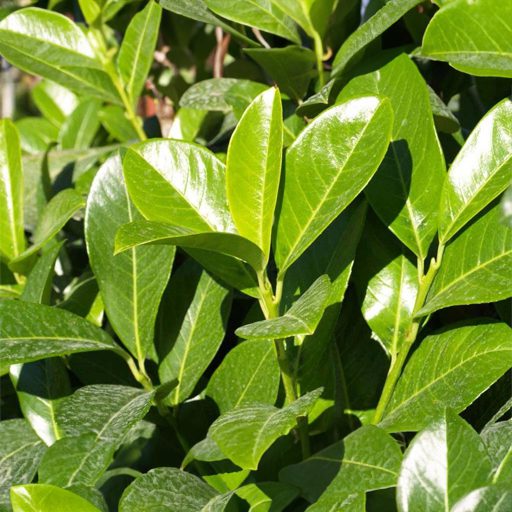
[312,30,325,88]
[257,271,311,459]
[372,243,445,424]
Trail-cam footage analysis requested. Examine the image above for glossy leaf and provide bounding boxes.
[244,46,316,100]
[115,221,264,271]
[10,484,102,512]
[181,78,247,113]
[0,300,120,366]
[274,96,393,273]
[236,275,331,340]
[16,117,58,154]
[38,385,153,487]
[338,54,445,258]
[58,99,102,150]
[451,485,512,512]
[280,425,402,504]
[122,139,235,233]
[32,80,78,128]
[158,260,231,405]
[0,119,25,261]
[86,156,174,363]
[422,0,512,78]
[117,0,162,106]
[207,339,280,413]
[119,468,218,512]
[0,8,120,103]
[0,420,46,511]
[439,98,512,243]
[208,388,322,470]
[226,88,282,260]
[502,184,512,228]
[204,0,300,44]
[481,420,512,483]
[354,214,418,356]
[420,204,512,316]
[396,410,493,511]
[236,482,298,512]
[331,0,422,77]
[380,322,512,432]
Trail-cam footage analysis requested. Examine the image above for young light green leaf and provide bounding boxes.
[158,260,231,405]
[0,420,46,511]
[280,425,402,504]
[331,0,422,77]
[204,0,300,44]
[502,184,512,228]
[119,468,218,512]
[451,485,512,512]
[380,322,512,432]
[11,189,84,267]
[207,339,280,413]
[397,410,493,512]
[10,358,70,446]
[117,0,162,106]
[244,46,316,100]
[236,275,331,340]
[338,54,445,259]
[236,482,298,512]
[0,119,25,261]
[99,105,139,142]
[86,155,174,364]
[354,214,418,357]
[115,221,265,271]
[16,117,58,154]
[420,204,512,316]
[209,388,322,470]
[0,8,120,103]
[0,300,121,366]
[422,0,512,78]
[58,99,102,150]
[32,80,78,128]
[11,484,102,512]
[274,96,393,273]
[271,0,336,37]
[122,139,235,233]
[38,385,154,487]
[226,88,282,260]
[439,98,512,243]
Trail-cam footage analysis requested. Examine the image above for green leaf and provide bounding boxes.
[244,46,316,100]
[422,0,512,78]
[225,81,269,120]
[204,0,300,44]
[0,8,120,103]
[338,54,445,259]
[115,221,265,271]
[58,99,102,150]
[11,484,102,512]
[38,385,153,487]
[420,204,512,316]
[481,420,512,483]
[158,260,231,405]
[236,275,331,340]
[11,189,84,268]
[20,240,63,304]
[236,482,298,512]
[117,0,162,106]
[280,425,402,504]
[0,420,46,511]
[451,485,512,512]
[0,301,121,366]
[274,96,393,273]
[119,468,218,512]
[439,98,512,243]
[226,87,282,260]
[209,388,322,470]
[10,358,71,446]
[99,105,139,142]
[181,78,249,113]
[396,410,493,511]
[16,117,58,154]
[380,322,512,432]
[502,184,512,228]
[122,140,235,233]
[86,155,174,363]
[0,119,25,261]
[354,214,418,356]
[331,0,422,77]
[428,85,460,134]
[207,339,280,413]
[32,80,78,128]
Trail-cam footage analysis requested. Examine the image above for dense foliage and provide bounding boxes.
[0,0,511,510]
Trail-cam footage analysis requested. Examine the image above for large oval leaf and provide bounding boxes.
[274,96,393,273]
[439,98,512,243]
[380,322,512,432]
[86,156,174,363]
